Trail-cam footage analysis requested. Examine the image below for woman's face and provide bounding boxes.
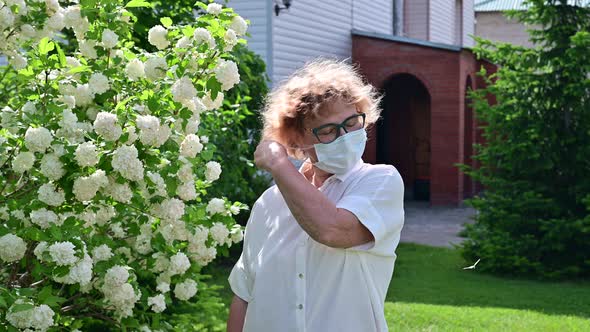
[300,98,362,163]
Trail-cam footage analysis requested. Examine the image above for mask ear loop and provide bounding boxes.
[284,144,317,164]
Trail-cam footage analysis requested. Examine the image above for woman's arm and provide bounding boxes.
[227,294,248,332]
[253,140,374,248]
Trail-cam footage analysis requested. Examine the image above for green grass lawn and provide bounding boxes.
[203,243,590,331]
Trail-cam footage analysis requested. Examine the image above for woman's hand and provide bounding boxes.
[254,139,290,173]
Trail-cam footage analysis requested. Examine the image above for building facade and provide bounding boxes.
[229,0,494,206]
[474,0,590,48]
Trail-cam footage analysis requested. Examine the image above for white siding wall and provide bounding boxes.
[272,0,392,85]
[463,0,475,47]
[429,0,455,44]
[404,0,428,40]
[352,0,393,34]
[226,0,271,66]
[454,0,463,45]
[475,12,539,48]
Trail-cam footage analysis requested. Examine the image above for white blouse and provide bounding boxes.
[228,159,405,332]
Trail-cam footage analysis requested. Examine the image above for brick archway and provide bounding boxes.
[353,31,493,206]
[377,73,432,201]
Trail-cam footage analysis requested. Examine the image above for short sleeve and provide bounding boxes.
[228,250,253,302]
[227,200,262,302]
[336,165,405,256]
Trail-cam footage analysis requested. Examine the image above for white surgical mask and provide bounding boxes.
[312,128,367,175]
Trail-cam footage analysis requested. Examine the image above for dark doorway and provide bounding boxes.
[377,73,431,201]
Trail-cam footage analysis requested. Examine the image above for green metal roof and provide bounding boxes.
[475,0,590,12]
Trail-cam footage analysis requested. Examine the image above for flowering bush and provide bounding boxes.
[0,0,249,330]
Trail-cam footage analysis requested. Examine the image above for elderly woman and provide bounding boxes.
[226,59,405,332]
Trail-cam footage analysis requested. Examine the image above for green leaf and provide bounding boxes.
[55,42,67,67]
[179,108,192,120]
[160,17,173,28]
[207,77,221,100]
[10,303,34,313]
[53,266,70,278]
[80,0,97,7]
[42,296,66,307]
[195,2,208,11]
[38,286,53,302]
[115,96,134,113]
[200,148,214,161]
[125,0,153,8]
[68,65,91,74]
[38,38,55,55]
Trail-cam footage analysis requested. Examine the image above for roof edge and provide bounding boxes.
[351,29,463,52]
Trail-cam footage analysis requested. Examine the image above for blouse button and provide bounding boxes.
[298,304,304,309]
[298,273,304,279]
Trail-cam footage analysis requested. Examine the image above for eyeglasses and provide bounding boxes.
[310,113,366,144]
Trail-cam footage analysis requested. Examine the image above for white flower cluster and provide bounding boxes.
[56,109,93,143]
[202,91,225,111]
[93,112,122,141]
[174,279,198,301]
[40,153,66,180]
[102,176,134,203]
[214,59,240,91]
[126,58,146,81]
[37,182,66,206]
[30,208,61,229]
[151,198,185,222]
[11,151,35,173]
[210,222,231,246]
[207,3,223,15]
[205,161,222,182]
[230,224,245,243]
[135,115,171,147]
[6,300,55,332]
[148,25,170,50]
[224,29,238,51]
[54,252,93,287]
[145,56,168,81]
[171,76,197,108]
[24,127,53,153]
[147,294,166,313]
[75,141,99,167]
[88,73,110,95]
[230,16,248,36]
[32,240,93,287]
[48,241,78,266]
[180,134,203,158]
[0,234,27,263]
[92,244,113,262]
[173,159,197,201]
[206,198,227,215]
[102,266,141,318]
[102,29,119,48]
[72,170,108,201]
[193,28,216,49]
[112,145,145,181]
[169,252,191,275]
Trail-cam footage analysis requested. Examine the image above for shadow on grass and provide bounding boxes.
[387,243,590,318]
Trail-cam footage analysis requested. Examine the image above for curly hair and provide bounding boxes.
[261,58,383,159]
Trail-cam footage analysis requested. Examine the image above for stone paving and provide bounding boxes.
[399,200,478,248]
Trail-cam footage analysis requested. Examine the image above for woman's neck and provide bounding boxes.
[303,161,333,188]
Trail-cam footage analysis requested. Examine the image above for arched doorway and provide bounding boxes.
[463,76,475,199]
[377,73,431,201]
